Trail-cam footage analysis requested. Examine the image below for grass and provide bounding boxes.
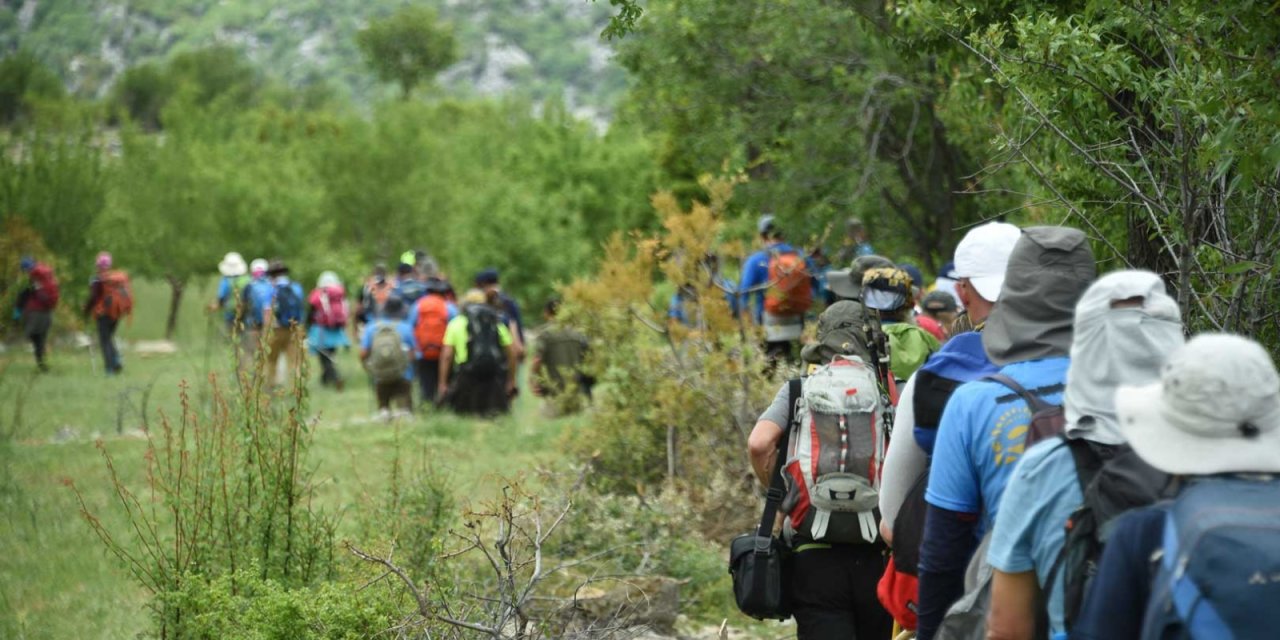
[0,278,582,639]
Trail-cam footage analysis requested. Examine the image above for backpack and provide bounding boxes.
[367,323,410,383]
[1141,477,1280,640]
[461,306,505,377]
[1041,438,1170,634]
[883,323,941,381]
[396,279,428,306]
[311,286,349,328]
[241,279,274,328]
[273,282,303,327]
[780,355,887,544]
[413,295,449,360]
[95,270,133,320]
[29,265,59,309]
[763,248,812,316]
[984,373,1067,447]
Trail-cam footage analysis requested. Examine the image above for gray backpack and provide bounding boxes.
[368,323,409,383]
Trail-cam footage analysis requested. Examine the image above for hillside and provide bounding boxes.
[1,0,628,121]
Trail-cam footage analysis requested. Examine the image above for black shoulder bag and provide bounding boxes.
[729,378,800,620]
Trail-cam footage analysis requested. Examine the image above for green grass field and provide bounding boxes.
[0,279,581,639]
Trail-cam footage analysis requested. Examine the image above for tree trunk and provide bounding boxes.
[165,276,186,341]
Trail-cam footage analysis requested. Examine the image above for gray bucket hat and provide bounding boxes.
[827,255,894,301]
[983,227,1096,366]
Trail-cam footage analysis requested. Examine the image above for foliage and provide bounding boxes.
[0,218,80,339]
[356,6,458,99]
[0,49,65,127]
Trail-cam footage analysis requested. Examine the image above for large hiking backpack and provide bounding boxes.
[241,279,273,328]
[273,283,303,327]
[883,323,940,381]
[462,306,504,377]
[1043,438,1170,634]
[414,295,449,360]
[94,270,133,320]
[781,355,887,544]
[1141,477,1280,640]
[30,265,59,309]
[367,323,409,383]
[764,248,812,316]
[311,286,349,328]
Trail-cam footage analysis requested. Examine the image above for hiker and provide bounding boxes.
[83,251,132,375]
[360,296,416,418]
[833,217,875,265]
[874,221,1021,632]
[738,214,813,366]
[394,261,428,306]
[746,300,894,640]
[474,268,525,358]
[932,261,964,312]
[358,263,395,330]
[531,297,592,414]
[985,271,1183,639]
[239,258,274,355]
[408,276,457,405]
[916,290,958,342]
[306,271,351,390]
[914,227,1095,640]
[15,256,59,372]
[1072,334,1280,640]
[211,252,249,333]
[262,260,305,387]
[899,263,926,308]
[861,266,940,381]
[438,289,517,416]
[668,253,739,327]
[826,254,894,303]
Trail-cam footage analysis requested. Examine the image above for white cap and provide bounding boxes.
[1116,334,1280,475]
[953,222,1021,302]
[250,258,269,276]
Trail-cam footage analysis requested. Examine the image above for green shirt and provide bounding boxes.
[443,314,513,364]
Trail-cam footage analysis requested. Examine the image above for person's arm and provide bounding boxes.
[504,343,517,393]
[83,279,103,317]
[987,570,1039,640]
[1072,509,1164,640]
[437,346,454,396]
[879,374,926,544]
[917,504,981,640]
[747,421,783,487]
[359,325,372,362]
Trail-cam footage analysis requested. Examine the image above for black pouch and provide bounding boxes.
[729,532,791,619]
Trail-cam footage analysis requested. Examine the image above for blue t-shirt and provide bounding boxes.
[739,242,808,323]
[926,356,1070,533]
[241,278,276,328]
[986,438,1084,636]
[1071,507,1164,640]
[912,331,1000,454]
[360,318,417,381]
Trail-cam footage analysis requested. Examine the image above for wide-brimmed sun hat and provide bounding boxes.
[219,252,247,277]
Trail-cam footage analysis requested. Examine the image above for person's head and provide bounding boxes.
[1117,333,1280,475]
[250,258,269,279]
[424,276,450,296]
[317,271,341,290]
[953,221,1021,323]
[372,262,388,282]
[382,296,406,320]
[846,217,867,242]
[399,250,416,270]
[899,263,924,301]
[219,252,247,277]
[544,297,561,319]
[461,288,488,309]
[95,251,113,272]
[861,267,914,321]
[920,290,959,325]
[397,262,416,281]
[266,259,289,279]
[757,214,783,245]
[1063,270,1184,445]
[475,268,500,293]
[826,254,894,301]
[982,226,1097,366]
[800,300,878,366]
[19,256,35,273]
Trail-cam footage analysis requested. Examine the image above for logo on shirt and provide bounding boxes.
[990,405,1031,466]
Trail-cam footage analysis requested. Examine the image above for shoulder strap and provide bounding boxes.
[756,378,801,538]
[985,372,1054,414]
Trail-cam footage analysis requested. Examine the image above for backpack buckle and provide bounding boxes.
[766,487,786,502]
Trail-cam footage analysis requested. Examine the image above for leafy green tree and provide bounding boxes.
[110,63,172,131]
[0,50,65,127]
[355,6,458,99]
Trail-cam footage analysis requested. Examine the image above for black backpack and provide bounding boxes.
[462,306,505,377]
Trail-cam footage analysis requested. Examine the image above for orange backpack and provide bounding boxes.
[413,295,449,360]
[94,270,133,320]
[764,249,812,315]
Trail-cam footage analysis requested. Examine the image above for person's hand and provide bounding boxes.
[437,383,449,399]
[505,379,517,397]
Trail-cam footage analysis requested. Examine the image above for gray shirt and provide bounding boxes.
[758,381,794,428]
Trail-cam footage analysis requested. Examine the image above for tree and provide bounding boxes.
[0,50,65,127]
[356,6,458,99]
[110,63,172,131]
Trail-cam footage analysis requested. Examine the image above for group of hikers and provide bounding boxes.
[209,250,590,418]
[14,251,134,374]
[740,218,1280,640]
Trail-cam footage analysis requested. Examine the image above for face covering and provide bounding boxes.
[1063,270,1183,445]
[863,289,906,312]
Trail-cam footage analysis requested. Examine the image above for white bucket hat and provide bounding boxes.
[218,252,247,277]
[953,221,1021,302]
[1116,333,1280,475]
[250,258,269,277]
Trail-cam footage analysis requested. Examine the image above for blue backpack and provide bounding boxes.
[273,282,303,327]
[241,279,275,328]
[1141,477,1280,640]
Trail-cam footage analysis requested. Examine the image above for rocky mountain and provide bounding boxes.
[0,0,628,121]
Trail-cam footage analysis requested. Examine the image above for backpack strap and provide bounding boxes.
[985,372,1055,414]
[755,378,801,540]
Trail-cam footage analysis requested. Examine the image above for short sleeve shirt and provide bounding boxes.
[360,319,418,381]
[443,313,513,365]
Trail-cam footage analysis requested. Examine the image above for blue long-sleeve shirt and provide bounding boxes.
[739,242,811,323]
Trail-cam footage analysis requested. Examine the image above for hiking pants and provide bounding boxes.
[95,316,122,374]
[416,358,440,405]
[24,310,51,368]
[446,369,510,416]
[375,379,413,412]
[265,326,301,387]
[790,543,893,640]
[316,347,342,387]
